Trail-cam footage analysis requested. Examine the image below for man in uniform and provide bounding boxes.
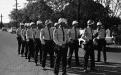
[68,21,80,68]
[34,20,43,66]
[53,18,69,75]
[26,22,35,62]
[95,22,107,63]
[81,20,96,72]
[20,23,26,57]
[16,23,24,54]
[24,23,30,59]
[40,19,54,69]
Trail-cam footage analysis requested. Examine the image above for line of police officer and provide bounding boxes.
[16,18,107,75]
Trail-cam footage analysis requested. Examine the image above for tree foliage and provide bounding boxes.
[9,0,121,28]
[9,0,53,24]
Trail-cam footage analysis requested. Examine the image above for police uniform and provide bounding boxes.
[68,21,80,67]
[16,23,23,54]
[95,22,106,62]
[34,20,43,65]
[24,23,30,59]
[53,18,69,75]
[20,24,26,56]
[82,20,95,71]
[40,20,54,69]
[26,22,35,62]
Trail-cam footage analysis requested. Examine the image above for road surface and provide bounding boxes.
[0,31,121,75]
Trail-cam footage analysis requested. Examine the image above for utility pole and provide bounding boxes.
[15,0,18,27]
[78,0,80,27]
[0,14,3,24]
[0,14,3,28]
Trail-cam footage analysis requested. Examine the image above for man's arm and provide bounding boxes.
[40,29,45,44]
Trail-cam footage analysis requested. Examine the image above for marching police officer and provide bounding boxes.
[26,22,35,62]
[40,19,54,69]
[24,23,30,59]
[53,18,69,75]
[20,23,26,57]
[34,20,43,66]
[68,21,80,68]
[16,23,24,54]
[81,20,96,72]
[95,22,107,63]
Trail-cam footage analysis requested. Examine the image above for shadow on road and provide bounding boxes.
[40,56,121,75]
[67,61,121,75]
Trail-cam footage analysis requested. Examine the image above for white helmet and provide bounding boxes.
[24,23,28,26]
[58,18,67,24]
[45,19,52,25]
[97,22,102,26]
[30,22,35,26]
[20,23,24,26]
[72,21,78,25]
[54,22,59,27]
[87,20,94,25]
[37,20,42,25]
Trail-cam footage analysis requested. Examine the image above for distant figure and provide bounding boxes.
[81,20,96,72]
[106,28,111,37]
[95,22,107,63]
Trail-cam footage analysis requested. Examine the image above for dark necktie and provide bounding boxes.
[62,27,65,41]
[74,27,77,39]
[48,27,51,40]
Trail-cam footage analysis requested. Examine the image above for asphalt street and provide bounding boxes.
[0,31,121,75]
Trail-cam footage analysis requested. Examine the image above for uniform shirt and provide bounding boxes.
[96,28,106,39]
[53,27,69,46]
[81,27,93,42]
[16,28,21,37]
[40,26,53,40]
[26,28,34,40]
[34,29,41,39]
[21,29,26,40]
[69,27,80,40]
[40,26,54,44]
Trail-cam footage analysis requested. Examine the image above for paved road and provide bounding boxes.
[0,31,121,75]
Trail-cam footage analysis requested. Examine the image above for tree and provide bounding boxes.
[94,0,121,17]
[61,0,109,27]
[9,0,53,24]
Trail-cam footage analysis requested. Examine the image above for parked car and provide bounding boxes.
[2,27,7,32]
[8,27,16,34]
[105,36,114,45]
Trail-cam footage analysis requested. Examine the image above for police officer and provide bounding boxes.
[34,20,43,66]
[26,22,35,62]
[40,19,54,69]
[68,21,80,68]
[95,22,107,63]
[81,20,96,72]
[24,23,30,59]
[53,18,69,75]
[16,23,24,54]
[21,23,26,57]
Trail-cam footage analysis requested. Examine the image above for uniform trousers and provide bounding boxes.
[42,40,54,68]
[25,41,29,58]
[34,38,42,64]
[21,40,26,56]
[84,40,95,70]
[28,39,35,61]
[16,36,22,54]
[68,40,79,66]
[97,39,106,62]
[54,45,68,75]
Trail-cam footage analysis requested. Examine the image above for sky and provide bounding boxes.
[0,0,27,23]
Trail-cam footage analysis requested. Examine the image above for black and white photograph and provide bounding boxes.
[0,0,121,75]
